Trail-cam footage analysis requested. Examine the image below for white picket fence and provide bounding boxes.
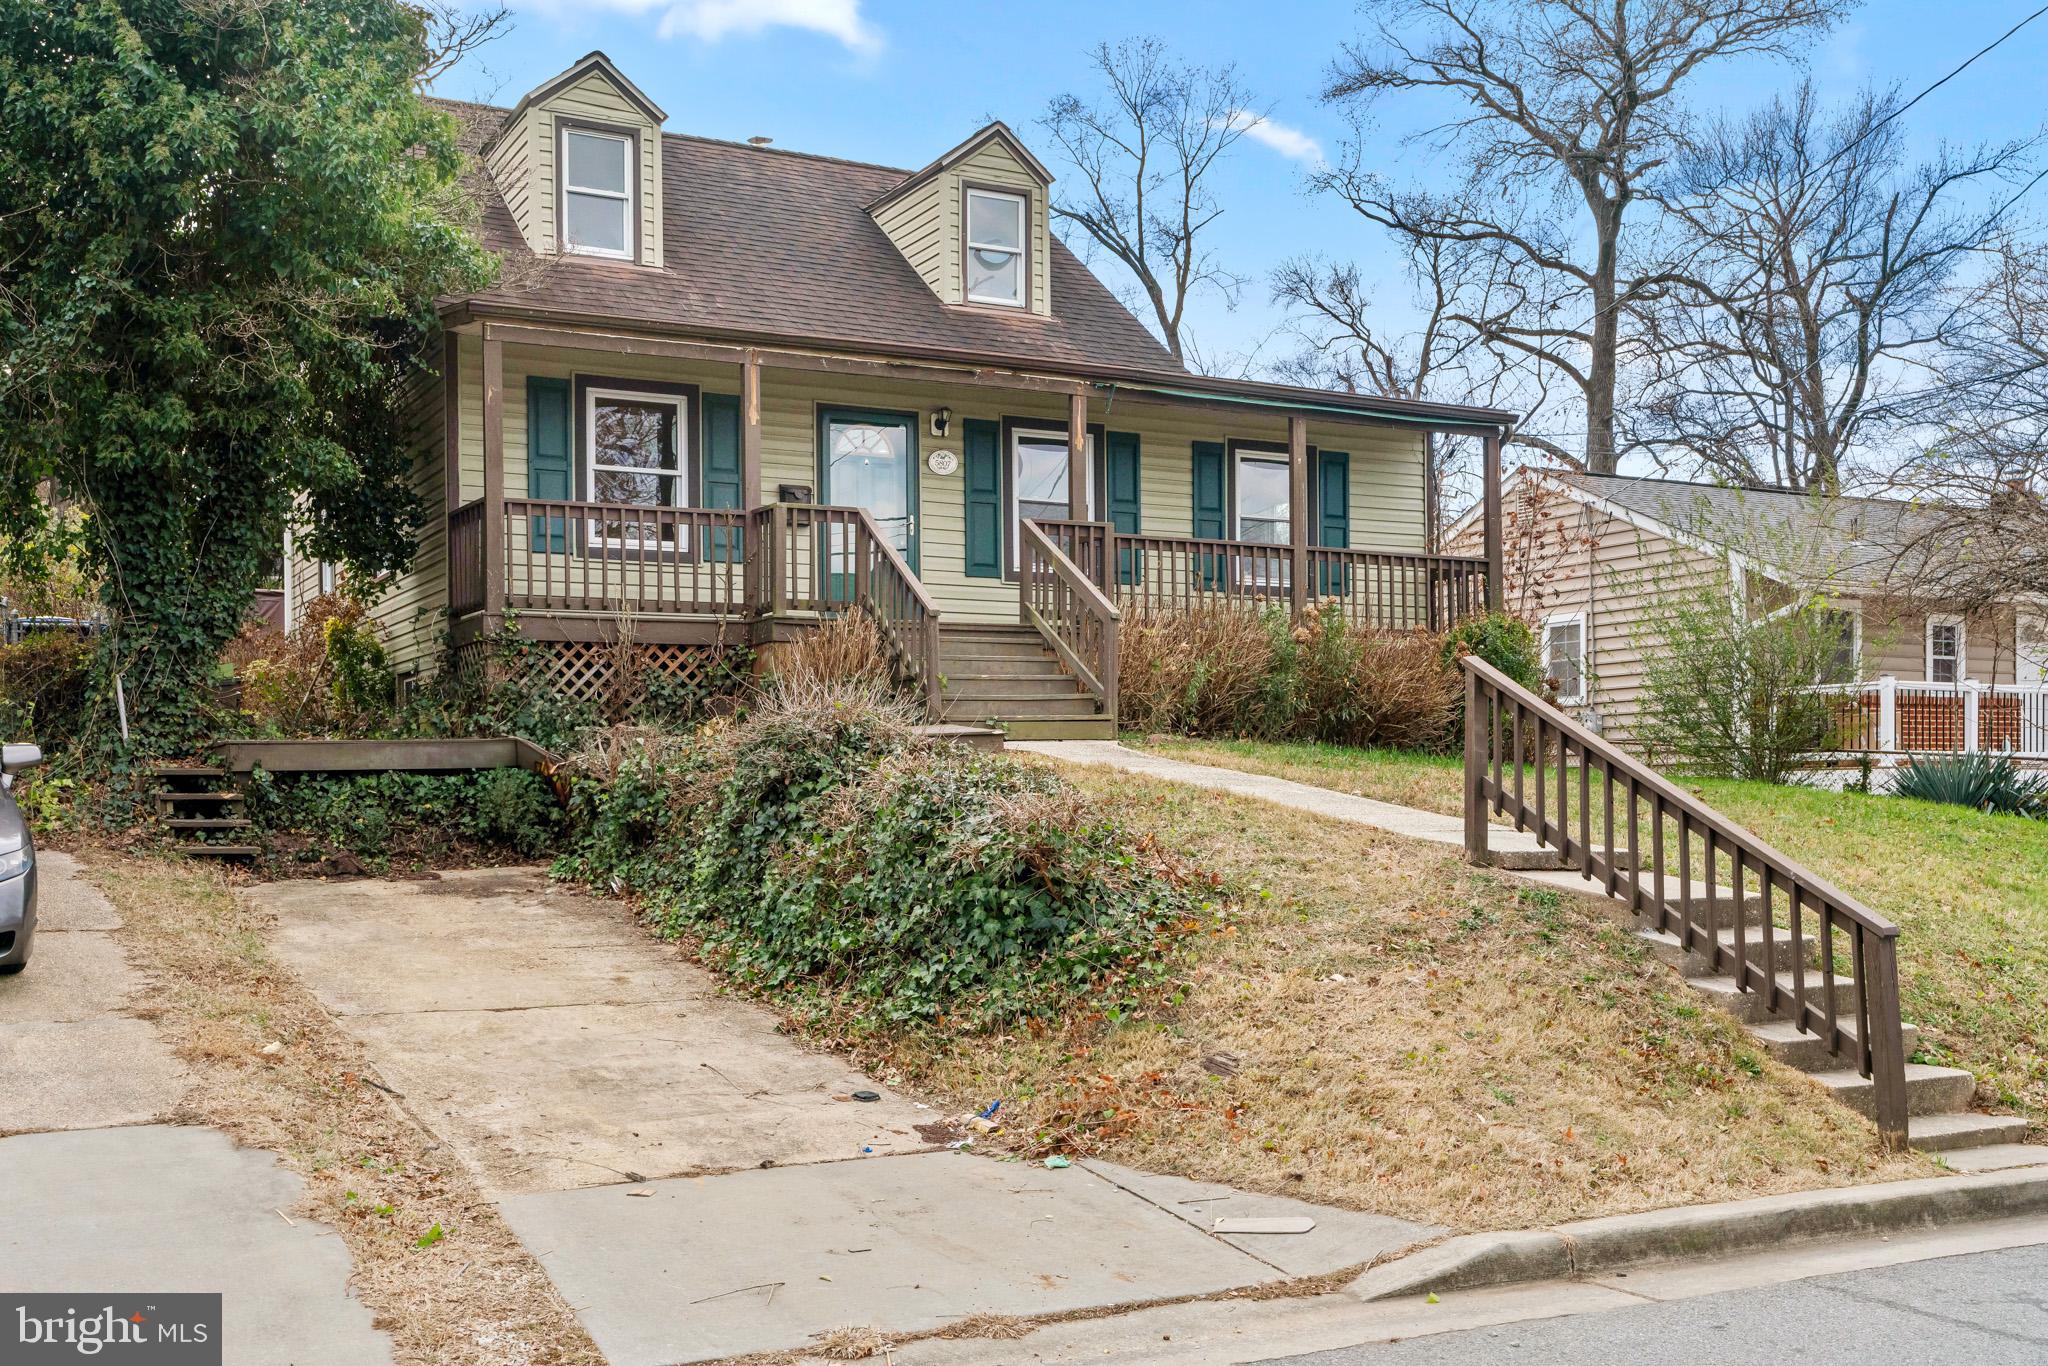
[1813,675,2048,759]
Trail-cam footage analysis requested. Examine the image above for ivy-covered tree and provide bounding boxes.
[0,0,492,761]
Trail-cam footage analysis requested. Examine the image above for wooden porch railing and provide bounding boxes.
[1020,519,1119,719]
[449,500,486,618]
[1103,531,1489,631]
[747,503,941,716]
[497,498,750,615]
[1461,656,1912,1148]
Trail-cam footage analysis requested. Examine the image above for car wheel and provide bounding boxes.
[0,962,23,975]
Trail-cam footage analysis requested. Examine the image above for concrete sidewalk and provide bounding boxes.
[0,852,391,1365]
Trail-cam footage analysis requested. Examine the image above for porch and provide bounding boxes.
[1820,676,2048,761]
[435,318,1508,729]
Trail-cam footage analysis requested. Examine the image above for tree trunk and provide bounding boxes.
[1584,205,1623,475]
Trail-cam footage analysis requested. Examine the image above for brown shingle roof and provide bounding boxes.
[431,98,1184,376]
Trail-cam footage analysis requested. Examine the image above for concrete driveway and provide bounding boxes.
[0,852,391,1365]
[250,867,1439,1363]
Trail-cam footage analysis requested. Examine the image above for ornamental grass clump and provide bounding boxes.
[558,679,1224,1029]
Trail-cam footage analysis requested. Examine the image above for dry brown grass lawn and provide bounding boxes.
[82,851,602,1366]
[877,766,1929,1231]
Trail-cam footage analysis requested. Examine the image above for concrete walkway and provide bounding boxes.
[0,852,391,1365]
[249,866,1441,1364]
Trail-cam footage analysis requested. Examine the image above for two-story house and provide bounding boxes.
[302,52,1511,737]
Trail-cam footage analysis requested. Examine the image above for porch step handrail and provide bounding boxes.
[747,502,942,717]
[1461,655,1912,1148]
[1020,519,1120,718]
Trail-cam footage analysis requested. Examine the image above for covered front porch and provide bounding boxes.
[439,316,1509,722]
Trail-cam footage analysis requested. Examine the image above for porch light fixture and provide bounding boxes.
[929,407,952,438]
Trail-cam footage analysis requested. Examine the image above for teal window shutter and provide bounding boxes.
[1106,430,1141,585]
[1191,440,1226,588]
[1317,449,1351,596]
[701,392,742,562]
[963,418,1002,579]
[526,377,572,553]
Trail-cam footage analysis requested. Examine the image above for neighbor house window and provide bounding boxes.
[1543,613,1586,704]
[585,387,687,551]
[1927,616,1964,685]
[965,189,1027,306]
[561,127,633,259]
[1010,427,1093,569]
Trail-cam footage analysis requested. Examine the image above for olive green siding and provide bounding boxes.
[484,70,664,268]
[869,134,1052,316]
[365,368,450,677]
[441,342,1429,628]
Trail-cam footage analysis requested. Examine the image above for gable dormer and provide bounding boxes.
[484,52,666,268]
[868,124,1054,317]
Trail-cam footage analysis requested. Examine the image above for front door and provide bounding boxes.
[819,408,918,601]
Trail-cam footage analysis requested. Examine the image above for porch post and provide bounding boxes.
[481,333,506,628]
[742,350,764,508]
[1067,391,1089,520]
[1878,674,1898,753]
[1288,413,1310,620]
[442,333,461,515]
[1964,681,1982,753]
[1483,427,1504,612]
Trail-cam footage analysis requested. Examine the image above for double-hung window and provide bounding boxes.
[562,128,633,259]
[586,387,687,552]
[1543,613,1587,705]
[965,189,1027,307]
[1927,616,1964,685]
[1231,446,1291,591]
[1010,428,1093,569]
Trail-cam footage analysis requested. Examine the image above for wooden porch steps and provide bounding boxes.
[149,766,257,860]
[935,624,1115,741]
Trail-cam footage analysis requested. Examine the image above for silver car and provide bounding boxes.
[0,743,43,975]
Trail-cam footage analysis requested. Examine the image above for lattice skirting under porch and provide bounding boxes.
[451,636,742,719]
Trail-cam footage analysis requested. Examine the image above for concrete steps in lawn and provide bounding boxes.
[151,766,258,860]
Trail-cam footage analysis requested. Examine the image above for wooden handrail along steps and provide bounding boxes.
[1462,656,2044,1164]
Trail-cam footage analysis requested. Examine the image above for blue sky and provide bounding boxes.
[433,1,2048,372]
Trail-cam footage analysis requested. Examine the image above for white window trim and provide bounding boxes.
[1542,611,1588,705]
[560,126,634,261]
[1229,445,1291,543]
[583,385,689,551]
[1926,614,1965,686]
[964,188,1027,307]
[1009,427,1093,571]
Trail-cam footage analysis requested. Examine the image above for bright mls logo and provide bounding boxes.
[3,1295,221,1363]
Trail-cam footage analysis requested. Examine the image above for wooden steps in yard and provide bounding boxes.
[150,766,257,859]
[935,624,1115,741]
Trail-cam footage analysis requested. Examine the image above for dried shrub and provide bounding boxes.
[0,629,93,743]
[228,592,395,737]
[1117,605,1458,750]
[770,610,900,693]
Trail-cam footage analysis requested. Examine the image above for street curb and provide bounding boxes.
[1348,1165,2048,1301]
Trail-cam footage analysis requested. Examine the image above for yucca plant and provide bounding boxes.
[1891,753,2048,817]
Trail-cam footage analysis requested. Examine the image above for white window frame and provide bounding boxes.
[964,188,1027,307]
[1542,611,1588,705]
[1009,427,1093,571]
[583,385,689,551]
[2018,607,2048,687]
[560,126,634,261]
[1926,614,1965,686]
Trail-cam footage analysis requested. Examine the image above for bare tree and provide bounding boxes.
[1273,234,1501,543]
[1041,39,1260,365]
[1320,0,1848,473]
[1640,83,2038,491]
[410,1,513,90]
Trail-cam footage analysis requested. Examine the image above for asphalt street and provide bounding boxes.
[1254,1242,2048,1365]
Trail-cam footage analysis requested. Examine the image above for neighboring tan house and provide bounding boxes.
[1447,470,2048,757]
[289,52,1511,738]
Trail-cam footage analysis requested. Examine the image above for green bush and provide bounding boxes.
[1441,612,1544,693]
[243,767,563,865]
[1891,753,2048,817]
[0,630,93,745]
[558,682,1222,1028]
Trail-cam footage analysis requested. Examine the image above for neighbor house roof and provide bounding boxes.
[1555,472,1950,591]
[433,97,1181,376]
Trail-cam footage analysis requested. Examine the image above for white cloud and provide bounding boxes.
[1217,109,1323,164]
[653,0,881,55]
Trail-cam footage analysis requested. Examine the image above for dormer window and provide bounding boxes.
[964,188,1027,307]
[561,127,634,259]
